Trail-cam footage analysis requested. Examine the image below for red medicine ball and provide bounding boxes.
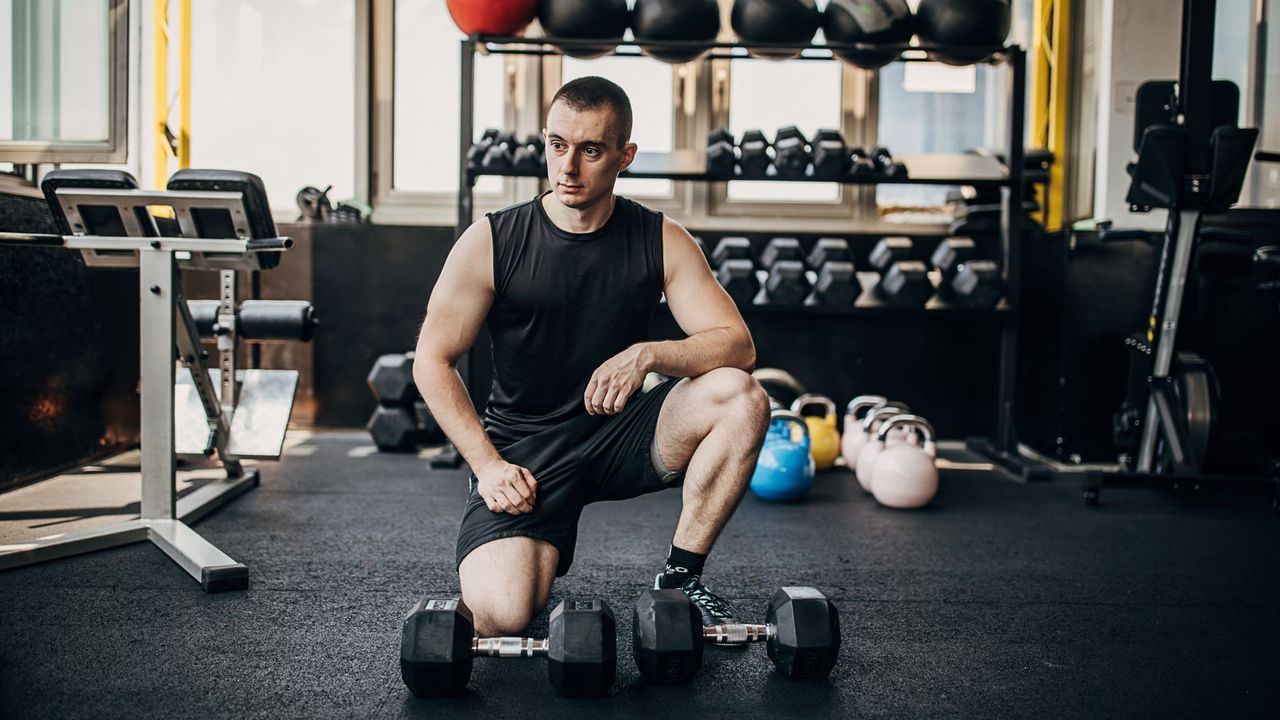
[446,0,538,36]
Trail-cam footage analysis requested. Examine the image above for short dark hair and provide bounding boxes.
[549,76,633,148]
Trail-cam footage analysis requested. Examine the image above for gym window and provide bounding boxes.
[0,0,129,164]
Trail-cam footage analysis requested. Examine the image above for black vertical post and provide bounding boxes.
[1179,0,1216,181]
[995,47,1027,455]
[457,37,483,411]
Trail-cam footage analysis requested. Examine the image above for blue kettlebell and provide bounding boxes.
[750,410,816,502]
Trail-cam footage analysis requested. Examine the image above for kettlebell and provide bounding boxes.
[749,410,816,502]
[841,395,887,469]
[791,394,840,471]
[870,415,938,509]
[854,404,914,492]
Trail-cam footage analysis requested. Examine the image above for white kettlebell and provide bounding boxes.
[869,415,938,509]
[854,403,913,492]
[840,395,886,469]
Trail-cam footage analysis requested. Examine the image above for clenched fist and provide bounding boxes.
[475,458,538,515]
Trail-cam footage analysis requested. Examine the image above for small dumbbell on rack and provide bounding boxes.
[401,597,617,698]
[632,586,840,684]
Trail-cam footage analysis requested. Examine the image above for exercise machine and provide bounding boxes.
[0,169,316,590]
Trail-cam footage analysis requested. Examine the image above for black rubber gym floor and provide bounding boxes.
[2,430,1278,718]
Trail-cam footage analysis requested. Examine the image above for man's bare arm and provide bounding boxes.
[411,221,504,473]
[642,217,756,377]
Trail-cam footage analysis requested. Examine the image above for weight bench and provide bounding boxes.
[0,168,315,592]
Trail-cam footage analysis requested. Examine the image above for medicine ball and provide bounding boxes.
[632,0,721,64]
[731,0,821,60]
[538,0,630,59]
[445,0,538,36]
[823,0,914,70]
[916,0,1011,66]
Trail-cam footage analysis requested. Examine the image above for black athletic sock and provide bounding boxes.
[658,545,707,589]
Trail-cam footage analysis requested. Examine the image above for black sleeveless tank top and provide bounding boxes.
[482,192,665,447]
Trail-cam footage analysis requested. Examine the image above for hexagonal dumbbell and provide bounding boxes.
[804,238,859,306]
[876,260,933,307]
[706,128,736,178]
[810,129,849,180]
[929,236,977,286]
[710,236,754,269]
[754,260,811,306]
[949,260,1004,308]
[773,126,811,179]
[368,352,418,406]
[868,237,914,276]
[717,259,760,306]
[368,405,420,452]
[760,237,805,270]
[401,597,617,698]
[738,129,772,178]
[632,587,840,684]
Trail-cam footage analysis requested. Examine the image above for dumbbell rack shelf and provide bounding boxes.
[452,34,1030,479]
[468,149,1011,189]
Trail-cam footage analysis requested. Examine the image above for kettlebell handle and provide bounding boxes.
[862,402,909,431]
[845,395,887,418]
[877,414,935,446]
[791,393,836,418]
[769,409,810,448]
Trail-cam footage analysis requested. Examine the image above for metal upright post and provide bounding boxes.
[139,246,178,520]
[995,48,1027,456]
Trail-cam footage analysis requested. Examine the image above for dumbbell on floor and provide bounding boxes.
[401,597,616,698]
[632,587,840,684]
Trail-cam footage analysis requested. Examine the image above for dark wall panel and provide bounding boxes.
[1,192,140,490]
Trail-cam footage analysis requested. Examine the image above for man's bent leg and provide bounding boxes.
[653,367,771,553]
[459,537,559,637]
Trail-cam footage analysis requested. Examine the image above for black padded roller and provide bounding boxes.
[186,300,317,342]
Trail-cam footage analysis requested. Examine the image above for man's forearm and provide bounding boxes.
[640,327,755,378]
[413,359,503,472]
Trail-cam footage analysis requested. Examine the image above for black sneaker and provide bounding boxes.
[653,573,741,642]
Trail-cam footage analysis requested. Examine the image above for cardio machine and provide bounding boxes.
[1081,0,1279,507]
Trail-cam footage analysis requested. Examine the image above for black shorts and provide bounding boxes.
[456,378,683,577]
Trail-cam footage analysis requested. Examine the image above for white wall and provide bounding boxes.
[1093,0,1182,227]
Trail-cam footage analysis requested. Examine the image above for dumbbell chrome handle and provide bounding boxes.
[703,623,774,644]
[472,637,548,658]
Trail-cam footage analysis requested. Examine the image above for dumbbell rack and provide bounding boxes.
[450,35,1030,478]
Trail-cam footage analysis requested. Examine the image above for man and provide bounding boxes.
[413,76,770,638]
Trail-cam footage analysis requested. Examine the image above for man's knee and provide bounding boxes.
[689,368,770,416]
[467,596,539,637]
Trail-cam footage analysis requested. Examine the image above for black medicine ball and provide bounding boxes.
[538,0,630,59]
[823,0,914,70]
[916,0,1011,65]
[731,0,822,60]
[632,0,721,64]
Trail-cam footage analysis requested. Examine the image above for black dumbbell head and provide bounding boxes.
[877,260,933,306]
[708,127,735,147]
[760,237,805,269]
[368,405,420,452]
[951,260,1004,309]
[739,130,772,177]
[547,598,617,698]
[632,589,704,684]
[707,139,736,178]
[868,237,914,274]
[711,236,754,268]
[808,237,853,269]
[756,260,811,306]
[775,125,808,144]
[765,587,840,681]
[717,259,761,306]
[400,598,475,697]
[930,236,977,280]
[806,261,859,306]
[368,353,418,405]
[811,130,850,180]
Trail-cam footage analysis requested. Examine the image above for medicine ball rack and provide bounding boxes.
[440,34,1030,478]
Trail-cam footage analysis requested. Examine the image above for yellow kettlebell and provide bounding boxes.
[790,394,841,471]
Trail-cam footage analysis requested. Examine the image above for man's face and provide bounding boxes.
[543,102,636,210]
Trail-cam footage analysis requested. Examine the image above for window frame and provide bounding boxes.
[0,0,130,164]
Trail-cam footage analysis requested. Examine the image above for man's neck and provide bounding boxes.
[541,192,617,234]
